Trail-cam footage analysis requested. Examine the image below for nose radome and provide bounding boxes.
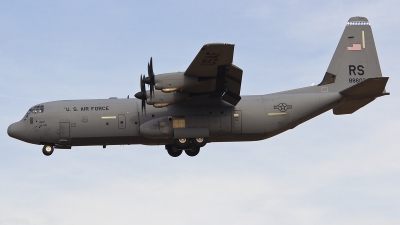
[7,121,28,141]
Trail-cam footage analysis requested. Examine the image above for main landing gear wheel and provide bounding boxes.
[42,145,54,156]
[167,149,183,157]
[192,138,207,147]
[175,138,190,149]
[185,147,200,157]
[166,145,182,157]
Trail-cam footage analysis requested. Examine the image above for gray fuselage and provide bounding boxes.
[9,87,342,147]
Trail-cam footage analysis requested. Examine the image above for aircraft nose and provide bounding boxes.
[7,121,28,141]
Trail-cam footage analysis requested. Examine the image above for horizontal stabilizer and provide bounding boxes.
[340,77,389,98]
[333,98,375,115]
[334,77,389,115]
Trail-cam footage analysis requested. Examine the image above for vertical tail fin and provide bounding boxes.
[319,17,383,92]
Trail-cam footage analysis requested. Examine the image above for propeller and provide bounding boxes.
[143,57,155,98]
[134,74,147,114]
[134,58,156,114]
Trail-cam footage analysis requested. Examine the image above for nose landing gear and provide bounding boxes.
[42,145,54,156]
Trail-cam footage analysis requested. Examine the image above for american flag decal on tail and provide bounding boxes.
[348,43,362,51]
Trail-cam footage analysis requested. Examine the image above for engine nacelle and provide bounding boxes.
[146,91,189,108]
[154,72,198,92]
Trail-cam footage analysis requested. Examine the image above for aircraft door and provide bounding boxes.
[118,114,126,129]
[60,122,69,144]
[231,110,242,132]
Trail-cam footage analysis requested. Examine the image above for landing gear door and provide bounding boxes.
[231,110,242,132]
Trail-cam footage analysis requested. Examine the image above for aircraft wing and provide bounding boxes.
[185,43,235,77]
[183,43,243,106]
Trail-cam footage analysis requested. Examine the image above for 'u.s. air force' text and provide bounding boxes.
[64,106,109,112]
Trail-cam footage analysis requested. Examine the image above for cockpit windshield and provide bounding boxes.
[24,105,44,119]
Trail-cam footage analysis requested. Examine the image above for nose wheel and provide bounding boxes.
[42,145,54,156]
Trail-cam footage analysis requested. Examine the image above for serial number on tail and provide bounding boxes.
[349,78,365,83]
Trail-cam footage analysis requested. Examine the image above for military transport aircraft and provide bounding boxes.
[7,17,389,157]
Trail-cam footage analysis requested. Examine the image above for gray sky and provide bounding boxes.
[1,1,399,224]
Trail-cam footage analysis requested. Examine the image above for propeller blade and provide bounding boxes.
[147,57,155,98]
[141,75,146,114]
[140,74,146,93]
[134,75,147,114]
[141,96,146,114]
[149,57,153,75]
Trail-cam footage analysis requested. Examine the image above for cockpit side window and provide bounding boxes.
[24,105,44,120]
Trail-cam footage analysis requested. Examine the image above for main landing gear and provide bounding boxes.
[166,145,183,157]
[185,147,200,157]
[42,145,54,156]
[166,138,207,157]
